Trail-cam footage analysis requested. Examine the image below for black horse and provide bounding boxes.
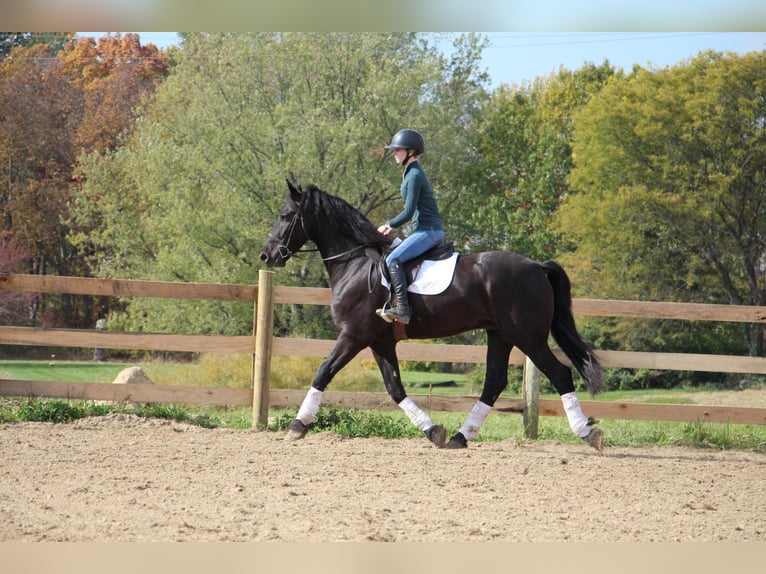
[260,181,604,452]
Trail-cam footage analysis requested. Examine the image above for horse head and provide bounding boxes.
[259,180,310,267]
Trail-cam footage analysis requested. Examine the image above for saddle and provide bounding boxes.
[382,242,455,284]
[378,242,457,341]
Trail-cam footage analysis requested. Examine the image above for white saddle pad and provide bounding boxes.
[382,253,459,295]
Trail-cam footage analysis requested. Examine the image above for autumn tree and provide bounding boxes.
[60,33,169,154]
[0,232,37,327]
[558,50,766,358]
[0,44,82,280]
[0,34,168,328]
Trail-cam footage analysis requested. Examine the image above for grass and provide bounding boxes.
[0,360,133,383]
[0,396,220,428]
[2,359,765,452]
[1,396,765,452]
[0,359,192,385]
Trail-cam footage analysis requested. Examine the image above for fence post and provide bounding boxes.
[522,356,540,439]
[252,270,274,429]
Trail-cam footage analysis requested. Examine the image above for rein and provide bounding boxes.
[319,244,366,262]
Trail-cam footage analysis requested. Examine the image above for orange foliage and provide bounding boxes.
[60,33,169,153]
[0,33,169,299]
[0,43,81,266]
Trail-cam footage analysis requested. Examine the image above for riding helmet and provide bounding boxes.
[385,129,425,155]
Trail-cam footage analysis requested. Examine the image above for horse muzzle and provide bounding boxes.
[259,241,292,267]
[259,250,286,267]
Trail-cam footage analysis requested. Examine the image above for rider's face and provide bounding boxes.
[393,148,408,165]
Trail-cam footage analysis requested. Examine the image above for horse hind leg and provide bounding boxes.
[525,344,604,454]
[559,391,604,453]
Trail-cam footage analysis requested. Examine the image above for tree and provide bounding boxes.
[70,32,489,336]
[0,33,73,57]
[0,232,37,326]
[558,50,766,357]
[451,62,615,262]
[0,35,168,329]
[60,33,169,154]
[0,44,82,281]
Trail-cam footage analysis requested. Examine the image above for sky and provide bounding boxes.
[15,0,766,31]
[470,32,766,88]
[82,31,766,90]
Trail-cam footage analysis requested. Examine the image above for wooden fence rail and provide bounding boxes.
[2,271,766,430]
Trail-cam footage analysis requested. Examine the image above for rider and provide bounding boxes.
[376,128,444,324]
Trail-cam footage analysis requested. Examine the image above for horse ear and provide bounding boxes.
[286,179,301,202]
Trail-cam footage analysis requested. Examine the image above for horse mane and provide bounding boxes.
[301,184,392,251]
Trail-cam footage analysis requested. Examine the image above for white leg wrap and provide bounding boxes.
[399,397,434,432]
[561,391,590,438]
[458,400,492,441]
[296,387,323,425]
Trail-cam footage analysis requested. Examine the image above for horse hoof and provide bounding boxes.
[444,432,468,449]
[583,426,604,454]
[286,419,309,440]
[424,424,447,448]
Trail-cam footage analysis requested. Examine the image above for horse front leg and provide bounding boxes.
[446,330,512,449]
[287,333,366,440]
[370,341,446,448]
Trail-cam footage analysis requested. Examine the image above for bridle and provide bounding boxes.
[267,208,306,260]
[268,206,368,263]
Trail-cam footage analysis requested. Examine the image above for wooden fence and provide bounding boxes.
[2,271,766,433]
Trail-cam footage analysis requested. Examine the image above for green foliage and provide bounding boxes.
[130,403,221,428]
[70,32,489,338]
[0,397,220,427]
[10,398,106,423]
[559,50,766,356]
[314,406,420,438]
[680,420,740,450]
[104,298,255,337]
[450,62,616,260]
[0,32,73,56]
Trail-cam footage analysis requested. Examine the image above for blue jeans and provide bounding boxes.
[385,229,445,267]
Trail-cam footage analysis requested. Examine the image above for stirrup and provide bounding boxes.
[375,307,394,323]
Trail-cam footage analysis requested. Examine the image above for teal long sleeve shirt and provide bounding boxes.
[386,162,443,231]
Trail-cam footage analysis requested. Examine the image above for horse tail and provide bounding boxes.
[540,260,604,395]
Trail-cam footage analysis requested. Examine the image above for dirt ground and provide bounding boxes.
[2,390,765,542]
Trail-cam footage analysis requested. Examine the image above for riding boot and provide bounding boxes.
[383,258,411,324]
